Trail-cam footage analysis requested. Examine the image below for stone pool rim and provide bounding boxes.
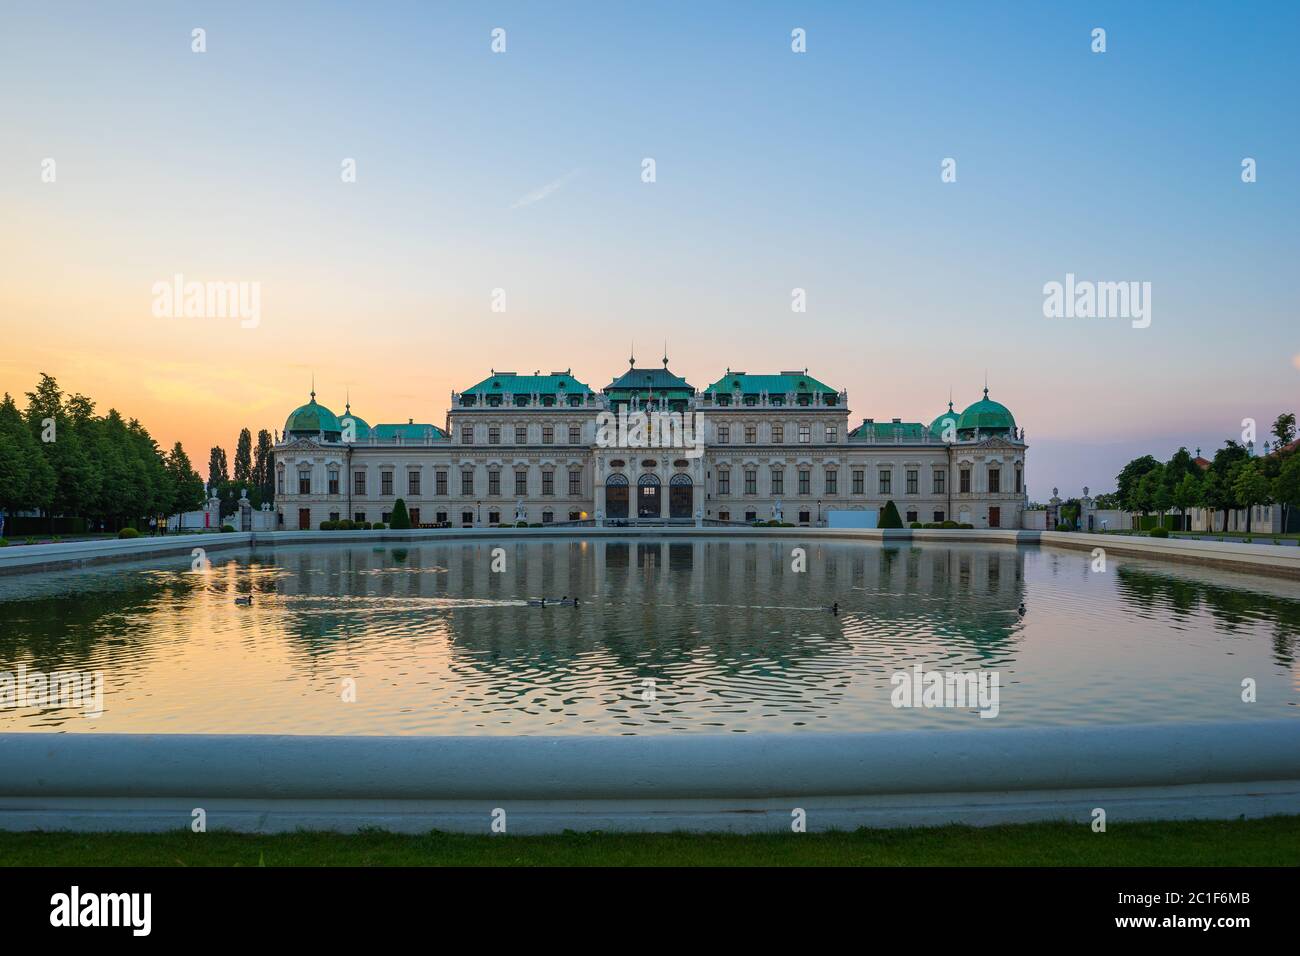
[2,721,1296,833]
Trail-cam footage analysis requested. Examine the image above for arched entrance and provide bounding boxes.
[637,473,661,518]
[669,473,693,518]
[606,473,629,519]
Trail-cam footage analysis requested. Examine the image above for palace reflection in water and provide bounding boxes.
[0,539,1295,734]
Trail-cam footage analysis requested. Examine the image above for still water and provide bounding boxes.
[1,538,1296,734]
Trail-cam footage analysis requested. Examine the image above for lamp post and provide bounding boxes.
[817,498,822,526]
[476,500,482,525]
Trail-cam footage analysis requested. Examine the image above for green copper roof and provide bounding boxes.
[850,419,927,441]
[463,371,593,396]
[285,393,341,436]
[371,422,448,442]
[604,365,694,394]
[704,371,837,395]
[929,402,959,439]
[957,388,1016,434]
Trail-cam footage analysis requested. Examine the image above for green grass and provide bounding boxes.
[2,817,1296,866]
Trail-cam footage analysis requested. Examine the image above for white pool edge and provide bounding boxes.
[3,722,1297,833]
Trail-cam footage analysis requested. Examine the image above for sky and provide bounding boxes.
[1,1,1296,498]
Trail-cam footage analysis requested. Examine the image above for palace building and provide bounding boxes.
[273,357,1028,530]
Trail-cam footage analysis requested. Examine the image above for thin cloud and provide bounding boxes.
[510,168,582,208]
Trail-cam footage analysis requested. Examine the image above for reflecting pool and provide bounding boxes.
[1,538,1296,734]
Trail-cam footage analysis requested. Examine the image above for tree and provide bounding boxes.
[165,442,206,516]
[1206,441,1249,531]
[1171,472,1200,529]
[1273,454,1300,533]
[1231,459,1271,534]
[1134,465,1164,522]
[1272,412,1297,450]
[1116,455,1161,514]
[0,393,53,525]
[233,428,253,486]
[389,498,412,530]
[252,429,274,502]
[878,500,903,528]
[207,446,229,487]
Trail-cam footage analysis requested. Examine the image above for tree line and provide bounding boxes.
[204,427,275,517]
[1105,412,1299,533]
[0,372,274,532]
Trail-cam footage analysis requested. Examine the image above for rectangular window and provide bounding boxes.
[488,510,500,524]
[933,510,945,523]
[825,425,837,443]
[436,471,448,496]
[771,469,784,495]
[488,471,500,496]
[409,508,420,526]
[1015,467,1022,494]
[772,424,783,443]
[798,510,810,524]
[436,511,447,524]
[542,426,553,444]
[354,512,365,524]
[461,425,473,444]
[826,470,838,495]
[799,469,810,495]
[542,471,554,495]
[298,472,311,495]
[461,471,474,496]
[989,468,1001,493]
[933,470,945,495]
[542,511,553,524]
[745,510,757,522]
[906,510,918,524]
[381,471,393,496]
[745,425,756,444]
[328,470,340,495]
[960,469,971,494]
[718,470,730,495]
[718,510,730,522]
[852,469,864,494]
[906,469,918,495]
[718,425,730,444]
[798,424,810,443]
[408,471,421,496]
[516,471,528,496]
[277,472,284,494]
[488,426,500,445]
[353,471,366,495]
[569,425,581,444]
[462,511,473,526]
[516,425,527,444]
[879,471,892,495]
[745,469,757,495]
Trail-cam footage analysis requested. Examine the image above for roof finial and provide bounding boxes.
[629,341,635,368]
[983,369,988,398]
[663,340,668,368]
[345,387,350,414]
[310,372,316,402]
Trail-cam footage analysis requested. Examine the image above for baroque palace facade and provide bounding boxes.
[273,358,1029,530]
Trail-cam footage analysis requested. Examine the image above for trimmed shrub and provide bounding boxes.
[389,499,412,530]
[878,500,904,529]
[362,521,373,530]
[0,538,8,547]
[516,521,528,527]
[372,522,386,530]
[319,520,337,531]
[909,521,922,529]
[940,519,959,529]
[117,527,140,539]
[221,523,236,532]
[959,523,974,529]
[1149,526,1169,538]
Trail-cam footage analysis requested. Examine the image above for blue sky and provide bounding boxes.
[1,1,1296,496]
